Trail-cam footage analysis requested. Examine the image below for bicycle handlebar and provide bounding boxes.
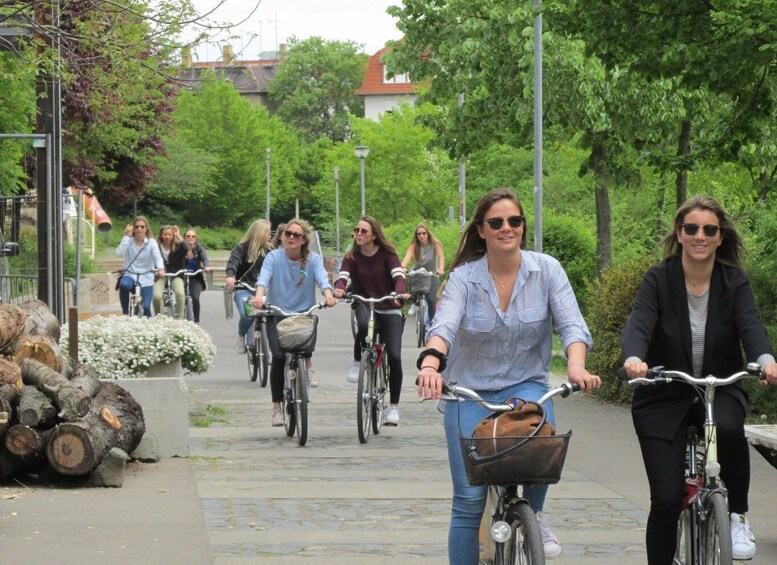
[617,363,765,388]
[119,269,157,276]
[233,281,256,292]
[252,302,327,317]
[424,381,580,412]
[164,269,188,278]
[344,292,406,305]
[184,269,204,277]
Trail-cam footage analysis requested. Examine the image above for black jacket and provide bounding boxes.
[225,242,265,284]
[187,243,209,290]
[620,257,772,440]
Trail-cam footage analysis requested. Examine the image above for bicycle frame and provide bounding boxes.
[120,269,156,317]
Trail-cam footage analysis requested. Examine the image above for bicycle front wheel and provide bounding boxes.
[416,299,426,348]
[282,364,296,438]
[246,336,259,382]
[371,355,387,435]
[185,297,194,321]
[702,491,732,565]
[502,502,545,565]
[294,357,308,446]
[258,322,270,388]
[356,354,372,444]
[673,507,694,565]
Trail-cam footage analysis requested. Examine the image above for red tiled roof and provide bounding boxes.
[356,47,420,95]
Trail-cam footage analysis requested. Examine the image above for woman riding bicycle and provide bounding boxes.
[115,216,164,317]
[225,219,273,354]
[401,222,445,324]
[621,195,777,564]
[333,215,410,426]
[416,188,600,563]
[183,229,210,324]
[152,225,189,318]
[251,219,336,426]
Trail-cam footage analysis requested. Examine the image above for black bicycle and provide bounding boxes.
[234,281,270,386]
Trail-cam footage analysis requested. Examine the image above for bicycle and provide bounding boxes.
[160,269,186,318]
[252,302,326,446]
[407,268,435,348]
[182,269,204,322]
[620,363,766,565]
[344,292,404,444]
[119,269,156,318]
[425,380,579,565]
[234,281,270,387]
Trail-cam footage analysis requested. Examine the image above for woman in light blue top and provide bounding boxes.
[115,215,164,317]
[253,219,336,426]
[416,188,601,563]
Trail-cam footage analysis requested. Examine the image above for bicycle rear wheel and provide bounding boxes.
[282,362,296,438]
[185,296,194,321]
[673,507,695,565]
[416,299,426,348]
[356,354,372,444]
[294,357,308,446]
[258,322,270,388]
[702,491,732,565]
[371,355,387,435]
[503,502,545,565]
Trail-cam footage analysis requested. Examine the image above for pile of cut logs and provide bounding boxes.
[0,300,145,484]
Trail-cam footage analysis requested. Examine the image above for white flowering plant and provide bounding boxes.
[60,315,217,379]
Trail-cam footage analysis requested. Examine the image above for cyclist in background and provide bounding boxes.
[152,224,189,318]
[225,219,273,354]
[183,229,210,324]
[333,215,409,426]
[621,195,777,564]
[116,215,164,317]
[401,222,445,323]
[251,219,336,426]
[417,188,600,563]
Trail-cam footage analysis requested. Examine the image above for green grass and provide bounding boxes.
[190,404,229,427]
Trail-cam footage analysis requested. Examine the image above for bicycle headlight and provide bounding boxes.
[706,460,721,477]
[491,521,512,543]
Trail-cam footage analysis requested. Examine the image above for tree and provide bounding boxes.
[0,51,35,194]
[268,36,369,143]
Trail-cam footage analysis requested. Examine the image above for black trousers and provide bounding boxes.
[637,392,749,565]
[352,305,405,405]
[188,277,205,322]
[266,318,311,404]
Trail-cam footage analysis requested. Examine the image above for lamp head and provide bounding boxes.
[354,146,370,159]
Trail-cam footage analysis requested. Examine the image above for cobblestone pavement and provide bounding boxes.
[188,290,777,564]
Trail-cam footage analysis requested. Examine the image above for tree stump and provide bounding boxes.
[18,386,57,427]
[46,382,145,476]
[19,358,90,421]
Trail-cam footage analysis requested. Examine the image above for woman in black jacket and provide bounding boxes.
[183,228,210,323]
[621,195,777,563]
[152,224,189,317]
[225,219,273,353]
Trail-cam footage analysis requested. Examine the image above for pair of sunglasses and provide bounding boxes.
[284,230,304,239]
[483,215,525,230]
[681,223,721,237]
[352,227,370,235]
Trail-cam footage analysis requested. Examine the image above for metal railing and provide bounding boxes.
[0,274,77,308]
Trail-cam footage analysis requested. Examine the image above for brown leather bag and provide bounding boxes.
[471,398,554,457]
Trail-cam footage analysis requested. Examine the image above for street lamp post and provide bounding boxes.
[334,166,340,259]
[265,147,271,221]
[354,145,369,216]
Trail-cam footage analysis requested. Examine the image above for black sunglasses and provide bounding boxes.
[483,215,525,230]
[352,227,370,235]
[133,225,146,229]
[682,223,720,237]
[284,230,304,239]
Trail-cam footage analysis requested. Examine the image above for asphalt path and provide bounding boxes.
[189,289,777,564]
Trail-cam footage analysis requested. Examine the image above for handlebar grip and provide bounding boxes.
[617,367,628,380]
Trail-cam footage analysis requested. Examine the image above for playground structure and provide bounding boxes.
[65,186,112,259]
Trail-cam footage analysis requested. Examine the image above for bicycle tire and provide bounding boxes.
[350,308,359,340]
[702,491,732,565]
[673,507,694,565]
[503,502,545,565]
[356,353,372,444]
[282,361,295,437]
[246,334,259,382]
[258,321,270,388]
[185,297,194,322]
[294,357,308,446]
[416,299,426,348]
[132,299,144,318]
[163,300,175,318]
[371,354,387,435]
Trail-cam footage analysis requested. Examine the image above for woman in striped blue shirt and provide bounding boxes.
[417,188,601,563]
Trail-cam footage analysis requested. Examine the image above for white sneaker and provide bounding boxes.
[731,512,756,560]
[536,511,561,559]
[384,405,399,426]
[308,369,319,388]
[408,304,416,316]
[346,361,360,383]
[236,336,246,354]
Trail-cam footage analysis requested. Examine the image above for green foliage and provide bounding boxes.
[268,36,369,143]
[0,52,35,195]
[8,226,95,278]
[584,256,655,403]
[541,214,596,313]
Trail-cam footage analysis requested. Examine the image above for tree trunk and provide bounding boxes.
[46,382,145,476]
[5,425,52,461]
[0,356,22,388]
[0,384,19,441]
[70,364,101,398]
[675,118,691,208]
[18,299,61,342]
[592,133,612,276]
[655,170,668,243]
[0,304,27,353]
[11,333,63,372]
[18,386,58,427]
[19,358,90,421]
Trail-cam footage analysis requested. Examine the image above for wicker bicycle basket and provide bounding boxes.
[407,270,432,295]
[277,314,319,353]
[458,431,572,486]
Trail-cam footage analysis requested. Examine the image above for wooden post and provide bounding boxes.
[68,306,78,363]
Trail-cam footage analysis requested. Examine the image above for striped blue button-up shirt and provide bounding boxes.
[428,251,592,391]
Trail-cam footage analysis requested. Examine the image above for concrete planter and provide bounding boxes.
[117,362,189,459]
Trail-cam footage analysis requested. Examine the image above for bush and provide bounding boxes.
[585,255,655,403]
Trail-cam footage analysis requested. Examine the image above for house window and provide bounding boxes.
[383,65,410,84]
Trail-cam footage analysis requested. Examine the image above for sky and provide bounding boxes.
[187,0,402,62]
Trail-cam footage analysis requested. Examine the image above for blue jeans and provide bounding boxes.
[443,380,556,565]
[233,289,253,337]
[119,276,154,317]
